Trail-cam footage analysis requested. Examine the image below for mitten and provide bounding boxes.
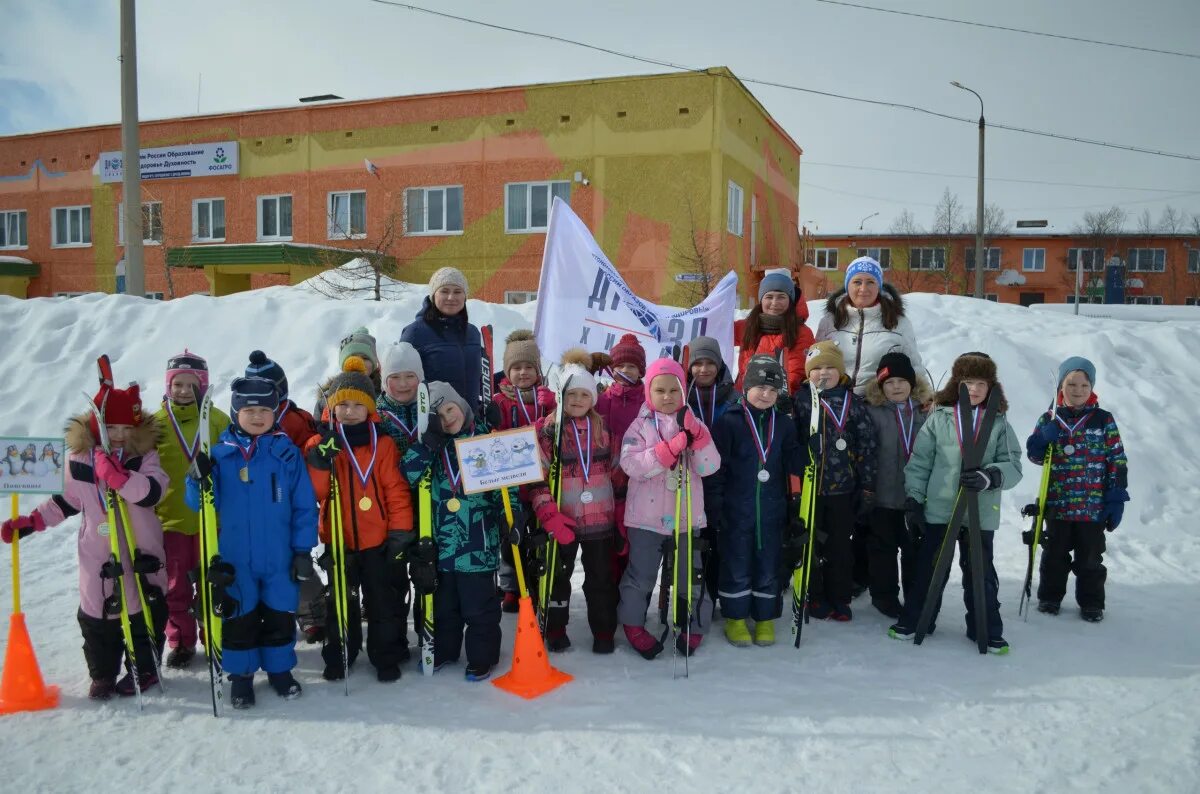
[94,452,130,490]
[903,497,927,545]
[535,502,576,545]
[290,553,315,582]
[385,530,416,562]
[306,431,341,470]
[1,512,46,544]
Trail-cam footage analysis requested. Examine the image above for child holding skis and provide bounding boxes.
[1026,356,1128,622]
[618,356,721,659]
[528,349,620,654]
[792,341,878,621]
[863,351,932,618]
[186,376,318,708]
[306,357,414,683]
[154,350,230,670]
[2,370,168,700]
[889,352,1023,653]
[709,355,803,647]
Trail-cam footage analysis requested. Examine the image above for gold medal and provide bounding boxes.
[239,467,249,482]
[359,496,372,511]
[447,497,462,513]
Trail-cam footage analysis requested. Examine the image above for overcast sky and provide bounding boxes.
[3,0,1198,234]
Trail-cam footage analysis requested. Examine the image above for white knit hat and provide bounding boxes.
[381,341,424,381]
[429,266,468,297]
[559,348,598,403]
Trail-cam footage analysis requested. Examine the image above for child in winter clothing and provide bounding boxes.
[618,357,721,659]
[153,351,231,670]
[246,350,318,450]
[709,356,804,647]
[306,357,415,683]
[791,340,878,621]
[2,374,168,700]
[1026,356,1128,622]
[185,376,318,708]
[401,381,516,681]
[528,349,620,654]
[863,351,932,618]
[889,352,1023,653]
[597,333,644,579]
[491,329,556,611]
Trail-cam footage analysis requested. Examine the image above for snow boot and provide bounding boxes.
[303,625,325,644]
[116,670,160,697]
[753,619,776,647]
[230,674,255,709]
[1081,607,1104,623]
[871,597,901,619]
[675,632,703,657]
[1037,600,1061,615]
[501,592,520,614]
[418,657,452,675]
[807,599,833,620]
[591,634,615,654]
[464,664,492,682]
[830,602,853,622]
[545,628,571,653]
[166,645,195,670]
[88,677,117,701]
[322,663,346,681]
[987,637,1010,655]
[888,623,915,641]
[268,671,302,699]
[723,618,752,648]
[623,625,663,660]
[377,665,402,683]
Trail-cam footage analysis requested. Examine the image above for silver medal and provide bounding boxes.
[1062,444,1076,455]
[97,522,109,537]
[757,469,770,483]
[667,469,681,491]
[835,438,848,451]
[580,490,594,505]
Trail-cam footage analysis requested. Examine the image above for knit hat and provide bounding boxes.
[339,327,378,370]
[165,350,208,394]
[845,256,884,291]
[327,356,378,412]
[503,329,542,376]
[559,348,598,404]
[804,340,846,376]
[429,266,468,297]
[427,380,474,429]
[743,354,786,392]
[876,350,916,388]
[382,342,424,382]
[758,271,796,303]
[89,381,144,439]
[1057,356,1096,387]
[609,333,647,375]
[950,351,997,384]
[229,376,279,415]
[643,357,686,406]
[246,350,288,400]
[687,336,724,367]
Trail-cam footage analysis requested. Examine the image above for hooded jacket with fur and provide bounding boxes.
[865,375,934,509]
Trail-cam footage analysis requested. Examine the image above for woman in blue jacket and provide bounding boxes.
[400,267,484,412]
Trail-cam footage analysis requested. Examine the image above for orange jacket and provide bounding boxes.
[306,426,413,550]
[734,300,815,396]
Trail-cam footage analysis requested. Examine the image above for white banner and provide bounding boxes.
[97,141,239,183]
[534,198,737,369]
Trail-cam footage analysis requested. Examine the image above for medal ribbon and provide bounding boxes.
[1055,410,1092,440]
[741,406,775,468]
[820,395,850,435]
[337,422,378,490]
[893,398,916,461]
[516,388,537,427]
[380,408,416,441]
[165,400,200,465]
[689,384,717,427]
[441,447,462,495]
[276,401,291,426]
[571,417,593,485]
[221,435,258,468]
[954,404,985,455]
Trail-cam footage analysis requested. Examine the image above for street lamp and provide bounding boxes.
[859,212,879,231]
[952,80,985,300]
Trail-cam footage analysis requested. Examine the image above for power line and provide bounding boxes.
[814,0,1200,60]
[803,160,1198,193]
[368,0,1200,162]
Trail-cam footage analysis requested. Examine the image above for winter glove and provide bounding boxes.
[191,450,213,480]
[960,466,1002,492]
[1,511,46,544]
[385,530,416,563]
[667,431,690,457]
[1037,422,1063,445]
[1100,488,1129,532]
[805,432,822,462]
[94,452,131,490]
[420,414,447,450]
[483,401,502,431]
[306,431,341,470]
[409,537,439,594]
[682,410,705,446]
[535,502,577,545]
[855,490,877,521]
[903,497,927,546]
[503,500,528,545]
[290,552,315,582]
[653,440,680,469]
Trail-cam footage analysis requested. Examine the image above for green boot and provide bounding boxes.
[724,618,752,648]
[754,619,775,647]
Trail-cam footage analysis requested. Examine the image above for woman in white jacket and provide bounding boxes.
[816,256,923,397]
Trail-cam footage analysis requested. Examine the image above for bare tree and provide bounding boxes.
[1062,206,1129,300]
[971,203,1010,294]
[930,188,966,294]
[306,203,404,301]
[1136,209,1156,235]
[672,197,724,306]
[1158,205,1186,234]
[887,209,924,293]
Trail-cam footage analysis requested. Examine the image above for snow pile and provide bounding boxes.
[292,258,427,301]
[0,289,1196,792]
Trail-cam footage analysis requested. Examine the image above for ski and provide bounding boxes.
[1019,382,1059,619]
[538,371,572,636]
[792,375,821,647]
[191,384,224,717]
[480,324,494,414]
[416,383,430,436]
[416,467,436,677]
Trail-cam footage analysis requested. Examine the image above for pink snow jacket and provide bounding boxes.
[528,414,617,540]
[34,415,168,621]
[620,406,721,535]
[492,380,556,430]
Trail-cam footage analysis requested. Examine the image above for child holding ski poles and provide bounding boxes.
[597,333,645,583]
[2,368,168,700]
[889,352,1022,653]
[528,349,620,654]
[1025,356,1128,622]
[618,357,721,660]
[306,357,414,683]
[863,351,932,618]
[154,350,230,670]
[186,376,318,708]
[792,341,877,621]
[709,355,804,647]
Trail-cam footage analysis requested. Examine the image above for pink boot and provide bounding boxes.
[623,625,664,660]
[676,631,703,657]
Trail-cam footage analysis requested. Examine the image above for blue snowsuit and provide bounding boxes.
[185,428,318,676]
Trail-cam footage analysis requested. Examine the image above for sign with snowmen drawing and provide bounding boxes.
[455,427,545,495]
[0,437,65,494]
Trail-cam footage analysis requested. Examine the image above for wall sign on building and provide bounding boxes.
[97,141,239,183]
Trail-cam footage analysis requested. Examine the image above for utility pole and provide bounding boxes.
[952,81,985,299]
[120,0,144,297]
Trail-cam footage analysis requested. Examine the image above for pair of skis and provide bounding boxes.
[1018,381,1059,619]
[536,371,570,637]
[790,378,821,647]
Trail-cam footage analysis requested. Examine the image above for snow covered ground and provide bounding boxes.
[0,283,1197,792]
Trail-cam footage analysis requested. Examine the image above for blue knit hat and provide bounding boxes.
[230,376,280,415]
[844,256,884,291]
[1057,356,1096,387]
[757,271,795,302]
[246,350,288,400]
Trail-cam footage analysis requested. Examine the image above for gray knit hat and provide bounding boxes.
[427,380,474,429]
[382,342,424,381]
[429,267,468,297]
[743,355,786,392]
[687,336,724,366]
[758,271,795,302]
[339,327,378,369]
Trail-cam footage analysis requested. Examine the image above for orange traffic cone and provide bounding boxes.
[0,613,60,715]
[492,596,572,700]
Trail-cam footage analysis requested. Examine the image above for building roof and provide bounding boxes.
[814,232,1200,241]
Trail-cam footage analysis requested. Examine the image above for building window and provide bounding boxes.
[1189,249,1199,274]
[857,247,891,269]
[144,291,165,300]
[52,205,91,247]
[257,195,293,241]
[328,191,367,239]
[726,181,744,236]
[405,186,464,235]
[909,247,946,270]
[1022,248,1046,272]
[1185,297,1199,306]
[504,290,538,305]
[118,202,163,245]
[1067,247,1104,271]
[0,210,28,249]
[1126,295,1163,306]
[1065,295,1103,305]
[54,291,93,298]
[965,247,1001,270]
[1127,248,1166,273]
[505,181,569,233]
[192,198,226,242]
[812,248,838,270]
[985,294,999,302]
